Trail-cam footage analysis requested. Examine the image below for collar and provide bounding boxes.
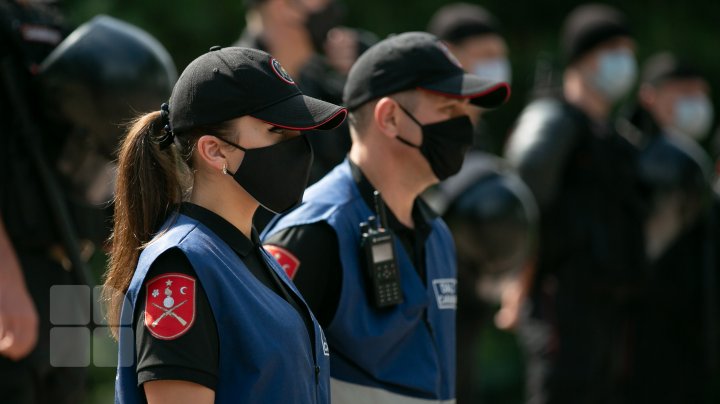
[347,159,437,241]
[179,202,258,258]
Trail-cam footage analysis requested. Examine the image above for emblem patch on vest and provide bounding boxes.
[432,278,457,310]
[144,273,196,340]
[264,244,301,279]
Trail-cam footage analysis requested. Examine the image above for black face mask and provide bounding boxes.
[395,104,474,181]
[219,135,313,214]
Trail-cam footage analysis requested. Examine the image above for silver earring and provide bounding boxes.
[222,163,229,175]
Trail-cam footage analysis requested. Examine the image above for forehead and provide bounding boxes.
[592,36,636,54]
[656,77,710,95]
[416,89,469,107]
[297,0,332,12]
[229,115,268,132]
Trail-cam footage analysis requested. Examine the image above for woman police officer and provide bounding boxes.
[103,46,346,403]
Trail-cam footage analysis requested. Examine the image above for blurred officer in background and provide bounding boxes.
[428,2,510,149]
[263,32,509,403]
[620,52,714,147]
[505,4,646,403]
[427,151,538,403]
[236,0,371,186]
[235,0,376,234]
[426,4,535,402]
[1,1,67,389]
[0,1,175,401]
[618,52,719,403]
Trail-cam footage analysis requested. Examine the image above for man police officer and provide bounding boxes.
[618,52,719,403]
[262,32,509,403]
[505,4,646,403]
[1,3,175,402]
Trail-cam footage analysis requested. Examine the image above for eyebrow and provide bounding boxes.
[437,99,463,109]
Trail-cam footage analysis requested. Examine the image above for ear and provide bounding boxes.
[195,135,232,173]
[374,97,402,139]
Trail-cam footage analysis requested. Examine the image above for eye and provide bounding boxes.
[269,126,285,135]
[442,105,456,114]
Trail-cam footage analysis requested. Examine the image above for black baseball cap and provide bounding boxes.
[561,4,632,65]
[169,46,347,133]
[343,32,510,111]
[427,3,502,45]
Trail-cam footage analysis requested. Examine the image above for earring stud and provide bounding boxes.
[222,163,228,175]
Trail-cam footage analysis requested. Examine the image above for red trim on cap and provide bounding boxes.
[417,82,512,104]
[251,108,348,131]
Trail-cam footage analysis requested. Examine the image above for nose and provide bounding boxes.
[452,99,472,118]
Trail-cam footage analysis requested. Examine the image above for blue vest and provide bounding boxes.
[263,160,457,402]
[115,214,330,404]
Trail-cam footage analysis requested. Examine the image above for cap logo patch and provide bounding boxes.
[270,58,296,85]
[437,41,463,68]
[264,244,301,279]
[144,273,196,340]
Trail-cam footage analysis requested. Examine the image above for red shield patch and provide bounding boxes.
[264,245,301,279]
[144,273,196,340]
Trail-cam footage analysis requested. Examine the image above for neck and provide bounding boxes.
[190,173,257,239]
[349,140,433,229]
[564,70,611,123]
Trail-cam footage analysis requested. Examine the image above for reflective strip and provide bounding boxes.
[330,378,456,404]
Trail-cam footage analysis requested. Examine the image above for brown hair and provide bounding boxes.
[103,111,231,338]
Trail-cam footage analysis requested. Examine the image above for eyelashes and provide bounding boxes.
[269,126,289,135]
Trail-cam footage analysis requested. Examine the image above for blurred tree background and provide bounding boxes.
[55,0,719,402]
[60,0,720,156]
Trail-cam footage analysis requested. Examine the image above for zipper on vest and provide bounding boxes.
[314,365,320,385]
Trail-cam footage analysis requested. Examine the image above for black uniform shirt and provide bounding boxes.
[134,202,313,390]
[264,160,436,328]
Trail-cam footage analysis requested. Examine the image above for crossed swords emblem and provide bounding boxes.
[151,299,188,327]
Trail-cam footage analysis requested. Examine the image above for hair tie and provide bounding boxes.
[157,103,175,150]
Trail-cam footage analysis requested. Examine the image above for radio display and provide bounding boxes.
[372,242,393,263]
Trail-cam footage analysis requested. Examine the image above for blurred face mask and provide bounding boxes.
[472,58,512,85]
[671,95,714,140]
[590,48,637,101]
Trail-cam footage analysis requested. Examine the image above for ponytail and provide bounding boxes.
[103,111,185,337]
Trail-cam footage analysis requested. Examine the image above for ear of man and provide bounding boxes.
[374,97,403,140]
